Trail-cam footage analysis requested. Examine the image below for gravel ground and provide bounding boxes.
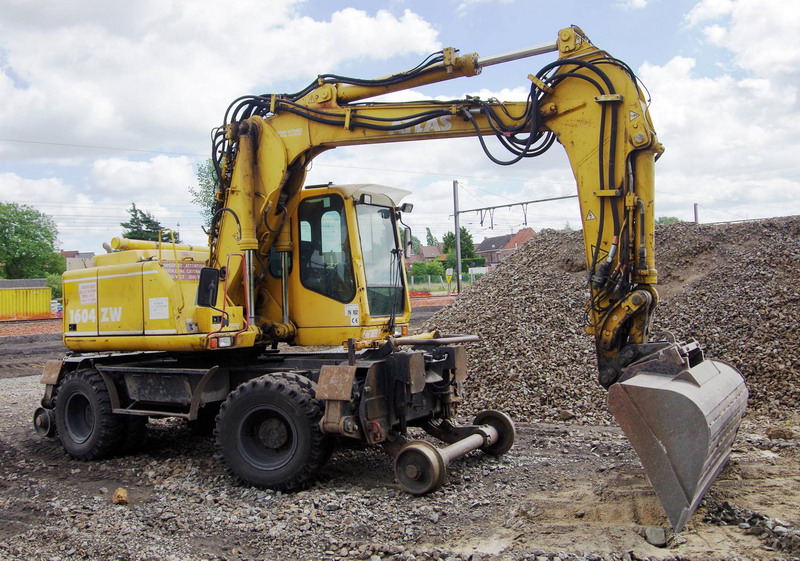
[0,330,66,380]
[1,372,798,560]
[1,219,799,560]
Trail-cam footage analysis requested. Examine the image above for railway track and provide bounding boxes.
[0,318,61,338]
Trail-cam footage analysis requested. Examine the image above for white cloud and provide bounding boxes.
[686,0,800,78]
[0,3,441,160]
[639,49,800,220]
[1,0,798,256]
[457,0,515,16]
[616,0,651,9]
[685,0,734,26]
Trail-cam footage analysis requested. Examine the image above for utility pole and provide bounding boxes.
[693,203,699,224]
[453,180,463,293]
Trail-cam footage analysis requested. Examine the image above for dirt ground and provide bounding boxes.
[0,327,798,560]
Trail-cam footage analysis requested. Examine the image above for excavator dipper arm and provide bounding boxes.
[209,26,747,530]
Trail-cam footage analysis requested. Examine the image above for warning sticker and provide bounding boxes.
[629,110,640,121]
[585,210,597,221]
[162,261,205,281]
[149,297,170,320]
[78,282,97,305]
[345,304,359,326]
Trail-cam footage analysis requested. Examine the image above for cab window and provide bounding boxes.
[298,195,356,302]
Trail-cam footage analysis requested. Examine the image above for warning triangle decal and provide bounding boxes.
[585,210,597,221]
[591,245,609,261]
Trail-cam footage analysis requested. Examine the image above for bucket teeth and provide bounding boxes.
[608,356,748,531]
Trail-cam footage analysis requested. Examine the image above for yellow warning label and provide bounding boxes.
[586,210,597,220]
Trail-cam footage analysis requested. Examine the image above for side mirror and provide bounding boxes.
[400,203,414,213]
[196,267,220,307]
[403,227,413,259]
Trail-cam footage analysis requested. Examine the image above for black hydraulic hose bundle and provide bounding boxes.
[208,48,645,323]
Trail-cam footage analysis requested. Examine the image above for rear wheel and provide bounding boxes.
[55,369,123,460]
[215,374,331,491]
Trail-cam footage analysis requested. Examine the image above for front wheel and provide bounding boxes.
[215,375,332,491]
[55,369,123,460]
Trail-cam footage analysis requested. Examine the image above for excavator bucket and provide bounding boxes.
[607,346,748,532]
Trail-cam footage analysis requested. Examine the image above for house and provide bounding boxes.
[476,234,513,267]
[61,250,96,271]
[405,244,444,271]
[477,227,535,267]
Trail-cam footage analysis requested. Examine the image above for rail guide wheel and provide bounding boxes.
[474,409,516,455]
[395,440,447,495]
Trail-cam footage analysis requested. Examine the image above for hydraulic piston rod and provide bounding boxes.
[477,41,558,68]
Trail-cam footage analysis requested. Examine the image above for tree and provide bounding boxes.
[0,203,65,279]
[189,158,218,229]
[121,203,180,242]
[411,260,445,276]
[46,273,63,299]
[411,234,422,255]
[425,227,438,247]
[441,227,477,258]
[656,216,681,224]
[442,227,480,273]
[444,253,485,273]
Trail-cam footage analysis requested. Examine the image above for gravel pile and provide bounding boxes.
[426,216,800,423]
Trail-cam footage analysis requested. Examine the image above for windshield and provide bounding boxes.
[356,204,405,316]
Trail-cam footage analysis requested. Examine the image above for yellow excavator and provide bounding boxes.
[34,26,747,531]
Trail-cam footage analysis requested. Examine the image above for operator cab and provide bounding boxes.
[269,184,414,346]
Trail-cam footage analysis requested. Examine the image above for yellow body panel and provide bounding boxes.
[63,269,100,337]
[98,262,144,335]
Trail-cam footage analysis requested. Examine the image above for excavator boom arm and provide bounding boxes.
[210,26,747,531]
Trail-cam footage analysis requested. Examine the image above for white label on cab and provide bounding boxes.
[345,304,359,326]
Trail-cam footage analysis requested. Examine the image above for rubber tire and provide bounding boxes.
[269,372,335,468]
[215,374,331,491]
[55,369,123,460]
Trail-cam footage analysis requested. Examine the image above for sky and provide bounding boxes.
[1,0,799,253]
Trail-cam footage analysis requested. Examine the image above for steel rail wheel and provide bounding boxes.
[473,410,516,455]
[395,441,447,495]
